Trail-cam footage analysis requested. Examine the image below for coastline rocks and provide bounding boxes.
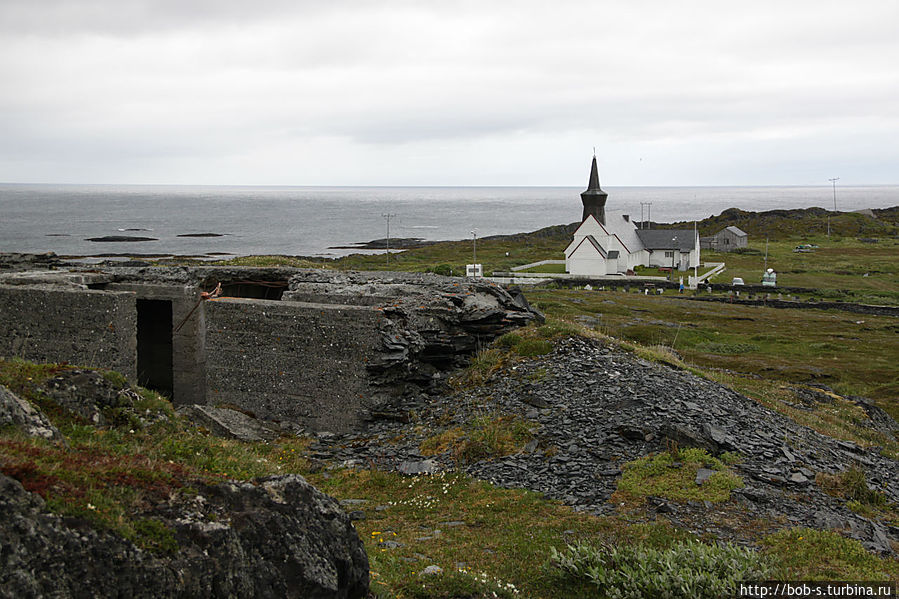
[0,252,60,272]
[0,473,369,599]
[0,385,61,440]
[85,236,158,242]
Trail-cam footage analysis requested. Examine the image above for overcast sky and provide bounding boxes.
[1,0,897,186]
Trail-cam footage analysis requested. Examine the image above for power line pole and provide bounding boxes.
[382,213,396,267]
[827,177,839,237]
[640,202,652,229]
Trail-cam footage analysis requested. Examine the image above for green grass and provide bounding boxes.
[0,358,313,550]
[308,468,693,599]
[615,448,743,504]
[816,467,899,525]
[2,358,898,596]
[526,289,899,408]
[420,415,535,465]
[702,237,899,304]
[519,262,567,274]
[763,528,899,582]
[192,255,329,268]
[332,228,573,276]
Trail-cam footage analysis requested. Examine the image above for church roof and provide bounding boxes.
[581,156,607,198]
[569,234,607,258]
[635,229,696,251]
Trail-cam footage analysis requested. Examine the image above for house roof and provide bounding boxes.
[724,226,748,237]
[635,229,696,251]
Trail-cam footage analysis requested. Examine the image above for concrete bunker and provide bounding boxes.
[215,278,288,301]
[136,299,174,397]
[0,264,541,432]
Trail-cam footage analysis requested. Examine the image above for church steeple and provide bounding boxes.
[580,154,608,224]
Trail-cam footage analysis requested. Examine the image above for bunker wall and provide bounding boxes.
[204,298,384,431]
[107,283,206,407]
[0,284,137,378]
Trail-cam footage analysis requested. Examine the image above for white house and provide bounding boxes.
[564,157,699,276]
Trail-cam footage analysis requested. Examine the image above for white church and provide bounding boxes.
[564,156,700,276]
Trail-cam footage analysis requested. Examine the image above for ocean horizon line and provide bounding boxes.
[3,182,898,190]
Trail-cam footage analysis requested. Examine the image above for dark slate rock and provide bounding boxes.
[0,473,369,598]
[695,468,716,485]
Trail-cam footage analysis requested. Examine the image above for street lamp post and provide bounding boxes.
[471,229,477,265]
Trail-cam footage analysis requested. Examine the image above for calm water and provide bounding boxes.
[1,184,896,257]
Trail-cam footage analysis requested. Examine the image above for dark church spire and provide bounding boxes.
[580,154,608,224]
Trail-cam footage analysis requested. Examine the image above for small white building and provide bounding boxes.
[564,156,699,276]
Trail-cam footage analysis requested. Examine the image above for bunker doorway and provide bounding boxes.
[136,299,174,398]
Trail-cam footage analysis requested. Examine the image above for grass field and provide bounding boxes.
[702,236,899,304]
[3,357,897,598]
[199,217,898,304]
[526,289,899,458]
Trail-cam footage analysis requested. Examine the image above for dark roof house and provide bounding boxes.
[635,229,699,252]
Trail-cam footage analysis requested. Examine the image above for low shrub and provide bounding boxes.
[695,341,760,355]
[816,467,889,507]
[514,339,553,357]
[427,263,454,276]
[549,540,772,599]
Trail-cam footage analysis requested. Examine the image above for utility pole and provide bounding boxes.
[382,213,396,267]
[471,229,478,264]
[640,202,652,229]
[829,177,840,211]
[764,237,769,271]
[826,177,839,237]
[670,236,677,281]
[693,221,698,286]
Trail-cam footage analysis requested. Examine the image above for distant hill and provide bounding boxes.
[647,206,899,240]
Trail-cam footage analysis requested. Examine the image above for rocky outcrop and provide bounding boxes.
[0,385,61,440]
[39,369,170,429]
[0,473,369,599]
[283,271,542,396]
[310,335,899,555]
[0,252,61,272]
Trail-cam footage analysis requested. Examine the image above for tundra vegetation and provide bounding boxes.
[4,207,899,597]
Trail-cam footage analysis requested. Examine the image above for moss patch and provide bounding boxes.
[615,448,743,504]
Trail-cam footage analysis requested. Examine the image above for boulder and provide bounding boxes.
[0,385,61,440]
[177,404,279,442]
[0,473,369,598]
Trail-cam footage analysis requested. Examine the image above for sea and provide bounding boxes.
[1,184,897,258]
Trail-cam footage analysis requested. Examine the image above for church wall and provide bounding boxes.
[568,252,610,276]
